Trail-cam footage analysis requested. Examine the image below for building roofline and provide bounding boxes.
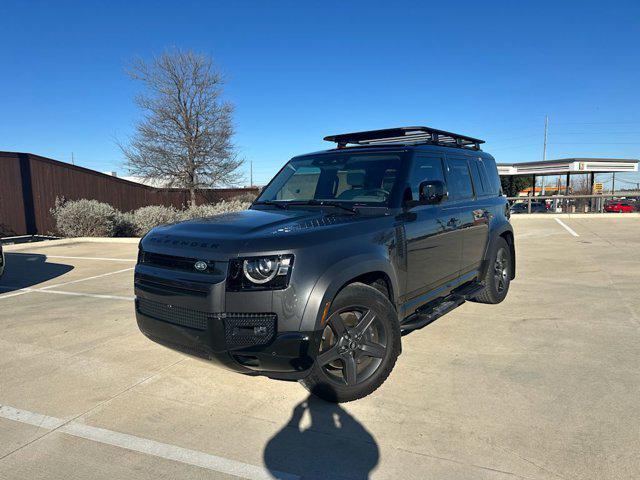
[497,157,639,176]
[498,158,639,167]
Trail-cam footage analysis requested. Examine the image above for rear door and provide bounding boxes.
[444,155,487,279]
[403,153,462,307]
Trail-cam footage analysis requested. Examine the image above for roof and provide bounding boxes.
[497,158,639,176]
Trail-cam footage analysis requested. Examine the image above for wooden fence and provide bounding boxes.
[0,151,259,236]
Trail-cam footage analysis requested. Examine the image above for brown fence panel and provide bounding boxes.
[0,152,259,236]
[0,153,27,236]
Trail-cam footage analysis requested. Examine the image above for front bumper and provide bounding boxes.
[134,264,315,379]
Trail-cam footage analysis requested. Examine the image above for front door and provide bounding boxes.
[402,154,462,312]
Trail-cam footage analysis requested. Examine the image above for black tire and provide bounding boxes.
[473,236,511,304]
[300,282,401,403]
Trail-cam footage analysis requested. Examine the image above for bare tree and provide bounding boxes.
[121,48,243,205]
[571,175,592,194]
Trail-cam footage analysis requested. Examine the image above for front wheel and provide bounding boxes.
[300,283,401,403]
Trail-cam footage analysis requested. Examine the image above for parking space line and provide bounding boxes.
[0,287,134,301]
[32,289,135,301]
[42,255,136,262]
[39,267,134,290]
[0,267,135,301]
[0,290,33,299]
[0,404,298,480]
[554,218,579,237]
[0,405,66,430]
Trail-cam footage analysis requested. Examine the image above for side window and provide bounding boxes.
[470,159,494,197]
[444,158,474,201]
[409,155,445,201]
[469,160,485,196]
[479,157,501,195]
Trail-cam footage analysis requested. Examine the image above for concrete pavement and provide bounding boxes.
[1,217,639,479]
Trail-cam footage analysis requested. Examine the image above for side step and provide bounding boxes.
[399,282,486,334]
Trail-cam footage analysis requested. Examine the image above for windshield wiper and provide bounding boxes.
[253,200,288,210]
[286,200,358,215]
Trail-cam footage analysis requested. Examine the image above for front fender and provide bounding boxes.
[298,254,400,332]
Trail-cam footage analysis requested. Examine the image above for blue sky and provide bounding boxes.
[1,0,639,188]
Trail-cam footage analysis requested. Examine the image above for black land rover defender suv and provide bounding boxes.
[135,126,515,402]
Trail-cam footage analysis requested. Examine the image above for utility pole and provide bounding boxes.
[250,160,253,187]
[71,152,75,165]
[541,115,548,196]
[611,172,615,195]
[542,115,548,161]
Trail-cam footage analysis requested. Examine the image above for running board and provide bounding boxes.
[400,282,486,333]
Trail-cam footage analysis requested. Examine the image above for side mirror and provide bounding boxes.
[419,180,447,205]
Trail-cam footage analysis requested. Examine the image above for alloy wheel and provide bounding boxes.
[317,306,388,386]
[494,247,509,293]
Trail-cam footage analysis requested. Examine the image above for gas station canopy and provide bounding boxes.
[497,158,638,176]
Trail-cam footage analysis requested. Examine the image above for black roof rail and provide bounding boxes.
[324,126,484,151]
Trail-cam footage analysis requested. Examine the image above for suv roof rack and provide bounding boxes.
[324,126,484,151]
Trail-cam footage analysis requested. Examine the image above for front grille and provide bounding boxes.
[137,297,209,330]
[224,313,277,348]
[137,298,277,348]
[139,251,222,275]
[135,275,208,297]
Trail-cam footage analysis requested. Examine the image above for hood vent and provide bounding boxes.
[275,215,355,234]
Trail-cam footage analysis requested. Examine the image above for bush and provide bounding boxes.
[132,205,180,236]
[181,200,250,220]
[50,198,250,238]
[51,198,122,237]
[114,211,137,237]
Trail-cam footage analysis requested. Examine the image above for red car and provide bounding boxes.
[604,201,635,213]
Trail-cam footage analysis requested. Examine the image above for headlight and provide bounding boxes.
[228,255,293,291]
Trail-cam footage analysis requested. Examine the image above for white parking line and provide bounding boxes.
[42,255,136,262]
[0,267,135,301]
[0,404,298,480]
[40,267,134,290]
[0,287,133,302]
[0,405,66,430]
[554,218,580,237]
[0,290,33,299]
[31,289,135,301]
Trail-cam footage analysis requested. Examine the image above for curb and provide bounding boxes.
[4,237,140,252]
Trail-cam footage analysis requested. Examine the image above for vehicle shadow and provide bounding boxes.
[263,394,379,479]
[0,253,74,292]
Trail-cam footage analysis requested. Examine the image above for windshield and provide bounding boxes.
[256,152,403,207]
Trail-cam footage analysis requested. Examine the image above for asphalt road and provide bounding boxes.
[1,216,639,480]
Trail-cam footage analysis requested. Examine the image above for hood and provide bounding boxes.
[140,208,376,258]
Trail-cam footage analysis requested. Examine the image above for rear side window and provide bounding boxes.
[470,159,494,197]
[444,158,474,200]
[479,157,501,195]
[469,160,484,196]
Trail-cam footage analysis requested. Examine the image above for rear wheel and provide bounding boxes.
[473,237,511,304]
[300,283,401,403]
